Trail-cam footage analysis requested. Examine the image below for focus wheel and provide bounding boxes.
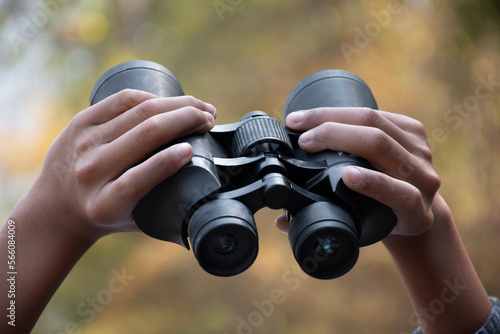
[232,117,293,157]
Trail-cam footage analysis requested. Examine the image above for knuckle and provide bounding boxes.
[136,98,163,118]
[117,89,155,108]
[366,129,392,155]
[74,130,103,156]
[115,88,135,101]
[319,121,335,133]
[114,177,141,201]
[416,144,434,161]
[416,145,433,163]
[399,187,423,212]
[357,108,381,127]
[183,105,206,124]
[315,122,337,143]
[411,119,426,133]
[139,116,164,143]
[183,95,202,107]
[74,137,93,156]
[75,159,99,184]
[68,112,91,132]
[406,118,427,137]
[426,170,441,193]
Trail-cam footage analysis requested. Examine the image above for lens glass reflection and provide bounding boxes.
[313,234,340,258]
[213,233,239,254]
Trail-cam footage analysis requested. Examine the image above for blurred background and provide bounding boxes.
[1,0,499,333]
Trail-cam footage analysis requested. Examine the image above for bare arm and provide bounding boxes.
[0,90,216,333]
[277,107,492,333]
[383,195,491,333]
[1,202,94,333]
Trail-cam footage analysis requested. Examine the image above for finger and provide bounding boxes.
[87,143,194,226]
[286,107,420,133]
[376,109,429,137]
[98,95,217,143]
[287,107,392,131]
[76,89,160,126]
[299,120,440,199]
[286,107,426,154]
[342,166,434,236]
[363,109,432,155]
[275,213,289,234]
[97,106,214,180]
[295,121,416,175]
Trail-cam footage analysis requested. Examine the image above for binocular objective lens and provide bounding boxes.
[213,233,239,254]
[313,234,340,258]
[188,199,259,277]
[288,202,360,279]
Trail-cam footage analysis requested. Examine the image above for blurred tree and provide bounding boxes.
[0,0,499,333]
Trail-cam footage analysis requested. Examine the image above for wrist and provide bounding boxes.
[382,194,491,333]
[382,193,452,251]
[10,178,97,251]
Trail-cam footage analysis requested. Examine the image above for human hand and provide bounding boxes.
[275,107,442,241]
[24,89,216,243]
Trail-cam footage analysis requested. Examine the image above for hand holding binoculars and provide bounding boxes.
[90,60,396,279]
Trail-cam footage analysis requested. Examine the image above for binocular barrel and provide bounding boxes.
[90,60,396,279]
[90,60,184,104]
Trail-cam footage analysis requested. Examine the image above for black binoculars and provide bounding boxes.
[90,60,396,279]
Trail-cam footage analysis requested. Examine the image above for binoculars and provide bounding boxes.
[90,60,396,279]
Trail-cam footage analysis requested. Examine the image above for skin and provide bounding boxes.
[276,107,493,333]
[0,94,493,333]
[0,90,216,333]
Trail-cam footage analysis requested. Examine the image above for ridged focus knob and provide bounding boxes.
[232,117,293,157]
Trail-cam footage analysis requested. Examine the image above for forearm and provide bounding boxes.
[383,195,492,334]
[282,107,494,331]
[0,92,216,333]
[0,189,94,333]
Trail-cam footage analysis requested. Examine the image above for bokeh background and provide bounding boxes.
[1,0,499,333]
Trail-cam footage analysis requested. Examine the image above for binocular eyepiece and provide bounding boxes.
[90,60,396,279]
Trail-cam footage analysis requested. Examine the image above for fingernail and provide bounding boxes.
[299,130,312,144]
[206,103,217,117]
[205,112,215,126]
[345,167,363,185]
[287,111,305,125]
[176,143,192,158]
